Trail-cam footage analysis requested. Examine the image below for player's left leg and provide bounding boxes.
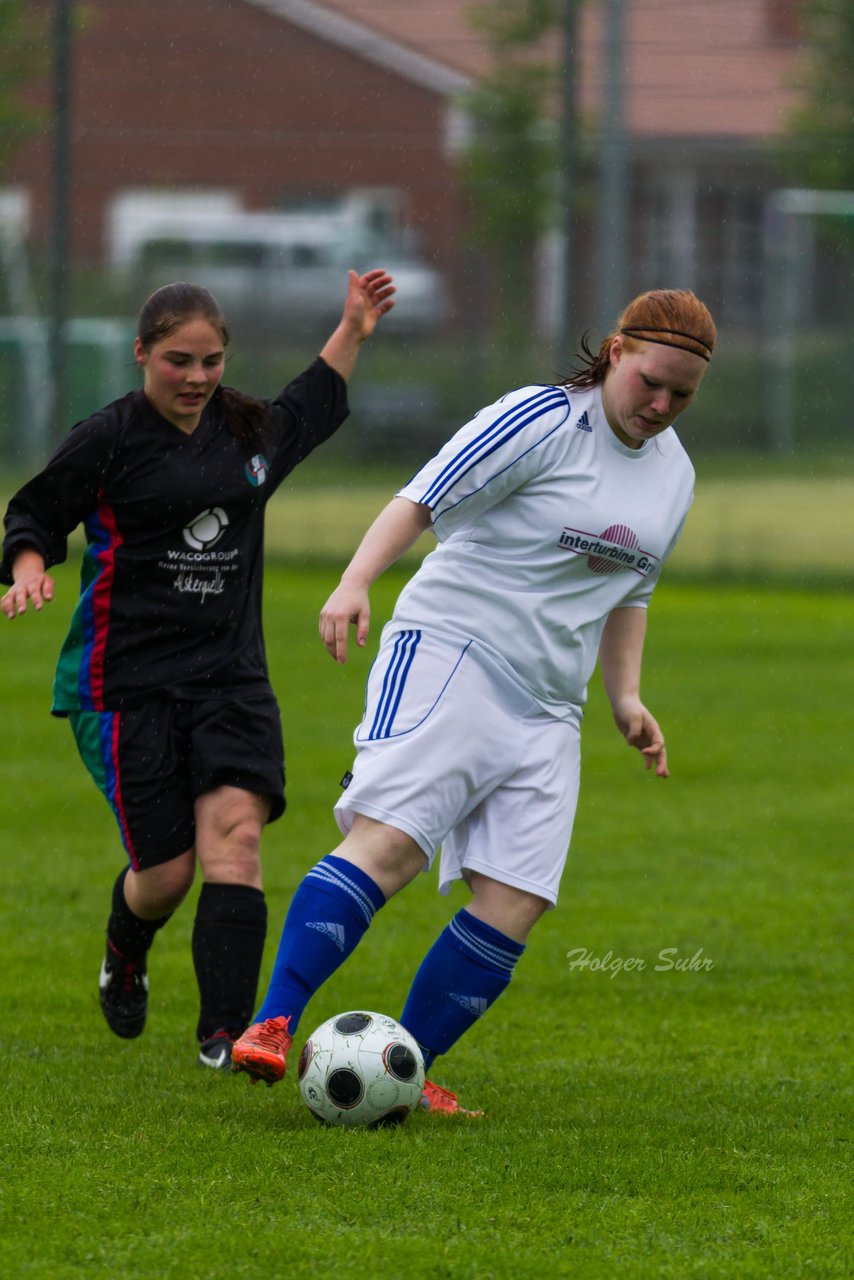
[408,701,581,1115]
[192,785,271,1069]
[187,693,285,1068]
[401,874,549,1116]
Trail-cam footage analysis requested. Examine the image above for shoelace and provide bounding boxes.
[423,1080,457,1108]
[422,1079,483,1117]
[247,1016,291,1050]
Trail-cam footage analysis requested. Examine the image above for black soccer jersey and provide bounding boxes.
[0,358,348,712]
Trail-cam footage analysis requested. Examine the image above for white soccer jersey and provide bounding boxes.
[393,382,694,718]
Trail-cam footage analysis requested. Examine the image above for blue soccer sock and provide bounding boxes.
[255,854,385,1033]
[400,908,525,1071]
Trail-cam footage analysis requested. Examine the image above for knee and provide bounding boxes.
[197,792,267,886]
[126,853,195,918]
[207,816,263,884]
[467,873,550,944]
[336,816,427,898]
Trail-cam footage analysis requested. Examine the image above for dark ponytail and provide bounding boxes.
[216,387,271,450]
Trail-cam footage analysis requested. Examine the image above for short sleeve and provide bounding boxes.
[397,384,571,539]
[263,357,349,492]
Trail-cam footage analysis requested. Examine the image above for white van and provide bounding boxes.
[129,212,451,332]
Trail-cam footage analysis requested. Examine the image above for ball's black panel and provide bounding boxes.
[370,1107,410,1129]
[327,1067,364,1108]
[334,1012,372,1035]
[297,1040,313,1081]
[385,1042,418,1081]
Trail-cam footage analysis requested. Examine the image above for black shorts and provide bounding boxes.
[68,694,285,870]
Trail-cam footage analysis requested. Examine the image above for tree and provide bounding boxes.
[0,0,48,180]
[784,0,854,191]
[460,0,561,352]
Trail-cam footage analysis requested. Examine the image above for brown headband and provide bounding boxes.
[620,326,712,361]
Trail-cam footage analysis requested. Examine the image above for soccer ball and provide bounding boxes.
[297,1010,425,1128]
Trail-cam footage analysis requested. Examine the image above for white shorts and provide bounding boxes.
[333,628,582,906]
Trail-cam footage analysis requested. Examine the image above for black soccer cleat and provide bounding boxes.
[98,943,149,1039]
[197,1030,234,1071]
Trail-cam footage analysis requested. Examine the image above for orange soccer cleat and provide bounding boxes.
[231,1015,293,1086]
[419,1078,484,1118]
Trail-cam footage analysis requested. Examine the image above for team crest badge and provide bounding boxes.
[245,454,269,487]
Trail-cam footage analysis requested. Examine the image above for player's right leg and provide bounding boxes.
[231,815,425,1084]
[100,853,194,1037]
[69,705,197,1040]
[232,629,501,1087]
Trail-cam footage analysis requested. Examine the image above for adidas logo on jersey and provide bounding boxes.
[306,921,346,951]
[448,992,489,1017]
[575,411,592,432]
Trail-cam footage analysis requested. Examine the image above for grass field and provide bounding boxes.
[4,450,854,583]
[262,468,854,582]
[0,560,850,1278]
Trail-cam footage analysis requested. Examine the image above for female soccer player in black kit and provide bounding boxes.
[0,267,395,1069]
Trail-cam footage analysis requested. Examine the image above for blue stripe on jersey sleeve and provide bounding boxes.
[416,386,568,509]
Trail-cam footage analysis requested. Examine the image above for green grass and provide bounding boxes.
[5,459,854,585]
[1,565,851,1278]
[261,463,854,582]
[9,456,854,584]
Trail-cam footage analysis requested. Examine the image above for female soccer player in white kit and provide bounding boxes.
[232,288,717,1115]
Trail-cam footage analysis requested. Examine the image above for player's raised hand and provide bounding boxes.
[319,269,396,381]
[319,579,371,665]
[342,268,396,341]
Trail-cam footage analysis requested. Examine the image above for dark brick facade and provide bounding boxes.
[14,0,464,270]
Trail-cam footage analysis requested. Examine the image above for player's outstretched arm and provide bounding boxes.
[1,548,55,619]
[598,605,669,777]
[319,268,396,382]
[319,497,431,664]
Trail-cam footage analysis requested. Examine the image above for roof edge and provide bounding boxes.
[244,0,472,96]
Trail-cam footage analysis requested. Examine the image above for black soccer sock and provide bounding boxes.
[191,882,268,1042]
[106,867,172,961]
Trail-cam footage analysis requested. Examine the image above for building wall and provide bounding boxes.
[13,0,463,269]
[4,0,817,332]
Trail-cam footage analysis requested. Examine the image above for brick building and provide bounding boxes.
[4,0,813,325]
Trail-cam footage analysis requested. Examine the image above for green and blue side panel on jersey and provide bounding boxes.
[53,495,123,713]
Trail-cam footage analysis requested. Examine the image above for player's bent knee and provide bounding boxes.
[337,815,427,898]
[127,851,195,916]
[198,834,262,887]
[194,787,268,885]
[467,871,550,943]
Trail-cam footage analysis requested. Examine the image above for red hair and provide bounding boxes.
[565,289,717,389]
